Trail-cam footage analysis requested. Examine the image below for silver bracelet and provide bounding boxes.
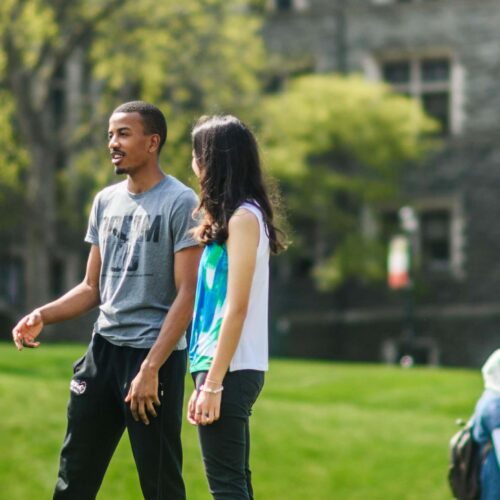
[200,384,224,394]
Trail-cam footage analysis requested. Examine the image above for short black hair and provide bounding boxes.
[112,101,167,152]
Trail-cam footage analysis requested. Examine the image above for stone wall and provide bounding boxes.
[265,0,500,366]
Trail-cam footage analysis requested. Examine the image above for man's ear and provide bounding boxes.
[149,134,161,153]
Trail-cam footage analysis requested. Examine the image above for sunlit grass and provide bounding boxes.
[0,343,481,499]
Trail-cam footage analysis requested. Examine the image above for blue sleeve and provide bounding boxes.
[493,429,500,464]
[485,398,500,433]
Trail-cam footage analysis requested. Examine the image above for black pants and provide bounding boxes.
[54,334,186,500]
[193,370,265,500]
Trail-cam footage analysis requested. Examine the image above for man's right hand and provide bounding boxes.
[12,310,44,350]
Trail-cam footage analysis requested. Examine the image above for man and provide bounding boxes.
[12,101,201,499]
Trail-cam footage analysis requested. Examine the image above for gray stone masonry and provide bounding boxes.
[265,0,500,366]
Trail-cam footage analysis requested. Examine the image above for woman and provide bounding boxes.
[187,115,286,499]
[473,349,500,500]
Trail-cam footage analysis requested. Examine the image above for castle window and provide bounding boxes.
[276,0,292,9]
[382,61,410,84]
[0,256,24,306]
[374,197,465,279]
[420,209,451,270]
[379,56,457,135]
[270,0,309,12]
[373,0,440,4]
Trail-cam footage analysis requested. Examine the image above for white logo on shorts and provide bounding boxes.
[70,379,87,395]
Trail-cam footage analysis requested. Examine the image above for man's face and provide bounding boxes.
[108,112,154,175]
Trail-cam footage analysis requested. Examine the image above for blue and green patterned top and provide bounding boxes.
[189,242,229,373]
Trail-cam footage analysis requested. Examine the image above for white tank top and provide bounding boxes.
[189,201,270,373]
[229,202,270,371]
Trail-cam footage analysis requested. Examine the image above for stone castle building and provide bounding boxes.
[1,1,498,366]
[264,0,500,366]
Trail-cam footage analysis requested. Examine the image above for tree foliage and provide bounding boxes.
[89,0,265,175]
[259,74,438,289]
[0,90,28,193]
[0,0,265,307]
[0,1,439,307]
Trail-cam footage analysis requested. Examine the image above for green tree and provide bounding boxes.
[0,0,264,308]
[259,74,438,290]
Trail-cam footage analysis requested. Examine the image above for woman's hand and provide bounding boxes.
[194,389,222,426]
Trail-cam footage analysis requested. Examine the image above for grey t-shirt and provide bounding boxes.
[85,175,199,349]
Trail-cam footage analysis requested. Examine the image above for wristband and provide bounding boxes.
[200,384,224,394]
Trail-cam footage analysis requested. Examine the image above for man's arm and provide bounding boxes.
[12,244,102,350]
[125,245,202,425]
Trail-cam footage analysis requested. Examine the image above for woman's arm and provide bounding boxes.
[194,208,260,425]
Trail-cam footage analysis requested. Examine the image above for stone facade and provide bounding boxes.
[265,0,500,366]
[2,1,499,365]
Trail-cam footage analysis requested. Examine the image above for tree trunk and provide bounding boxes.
[25,142,56,309]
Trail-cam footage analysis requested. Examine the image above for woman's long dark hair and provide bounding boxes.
[192,115,286,254]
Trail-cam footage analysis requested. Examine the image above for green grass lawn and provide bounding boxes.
[0,342,482,499]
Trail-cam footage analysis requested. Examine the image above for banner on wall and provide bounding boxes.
[388,235,411,290]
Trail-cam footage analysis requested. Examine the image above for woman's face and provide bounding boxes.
[191,149,201,179]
